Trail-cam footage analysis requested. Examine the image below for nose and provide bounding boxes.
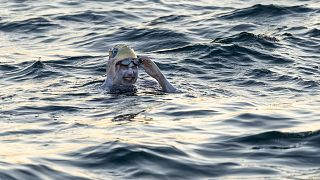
[126,65,134,76]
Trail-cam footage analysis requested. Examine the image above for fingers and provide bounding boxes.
[139,56,153,68]
[137,55,151,62]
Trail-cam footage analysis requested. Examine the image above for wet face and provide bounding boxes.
[113,61,139,86]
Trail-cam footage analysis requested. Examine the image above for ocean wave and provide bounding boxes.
[297,79,319,88]
[244,68,312,86]
[228,23,258,32]
[0,17,61,33]
[0,128,52,136]
[55,11,106,23]
[201,44,293,64]
[54,10,140,24]
[305,28,320,37]
[14,105,80,115]
[0,162,89,180]
[246,68,273,78]
[46,140,277,178]
[0,64,19,72]
[212,32,279,48]
[282,33,320,54]
[266,86,304,93]
[219,4,315,20]
[196,130,320,171]
[162,109,217,117]
[48,141,194,177]
[147,15,189,26]
[116,27,189,44]
[4,61,62,81]
[153,44,212,54]
[73,26,190,52]
[155,40,292,64]
[233,130,320,149]
[298,65,320,75]
[225,113,295,129]
[237,79,267,86]
[46,55,99,65]
[38,55,106,76]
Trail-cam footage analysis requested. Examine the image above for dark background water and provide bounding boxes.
[1,0,320,179]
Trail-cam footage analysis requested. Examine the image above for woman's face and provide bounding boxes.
[113,62,139,86]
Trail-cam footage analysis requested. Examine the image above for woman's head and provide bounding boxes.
[109,44,139,86]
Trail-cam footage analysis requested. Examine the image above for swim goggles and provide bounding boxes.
[117,58,142,66]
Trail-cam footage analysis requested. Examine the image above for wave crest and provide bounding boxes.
[0,17,61,33]
[220,4,314,20]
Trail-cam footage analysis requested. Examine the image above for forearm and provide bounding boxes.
[157,75,176,92]
[140,57,176,92]
[107,61,116,76]
[104,58,118,89]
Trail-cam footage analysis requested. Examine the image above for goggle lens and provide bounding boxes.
[118,58,141,66]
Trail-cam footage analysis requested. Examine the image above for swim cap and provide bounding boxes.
[109,44,137,60]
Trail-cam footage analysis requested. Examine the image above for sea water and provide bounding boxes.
[1,0,320,179]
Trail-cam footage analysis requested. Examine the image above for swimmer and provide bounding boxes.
[103,44,177,93]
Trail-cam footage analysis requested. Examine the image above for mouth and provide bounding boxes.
[123,77,135,82]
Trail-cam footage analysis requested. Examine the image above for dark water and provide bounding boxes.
[1,0,320,179]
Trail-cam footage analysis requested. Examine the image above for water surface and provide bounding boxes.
[1,0,320,179]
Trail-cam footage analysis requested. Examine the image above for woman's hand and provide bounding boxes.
[138,56,163,80]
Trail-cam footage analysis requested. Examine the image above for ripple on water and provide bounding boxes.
[305,28,320,37]
[0,128,52,137]
[0,17,61,33]
[219,4,315,20]
[212,32,280,48]
[222,111,300,130]
[44,140,278,179]
[193,129,320,177]
[0,163,90,180]
[4,61,62,81]
[68,27,190,52]
[234,130,320,146]
[147,14,190,26]
[54,10,140,25]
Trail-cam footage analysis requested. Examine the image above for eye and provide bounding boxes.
[120,59,131,66]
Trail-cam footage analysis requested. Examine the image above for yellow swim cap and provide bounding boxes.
[109,44,137,60]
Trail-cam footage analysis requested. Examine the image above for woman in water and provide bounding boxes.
[103,44,177,93]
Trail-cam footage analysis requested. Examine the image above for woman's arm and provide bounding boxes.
[139,56,177,93]
[103,57,121,90]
